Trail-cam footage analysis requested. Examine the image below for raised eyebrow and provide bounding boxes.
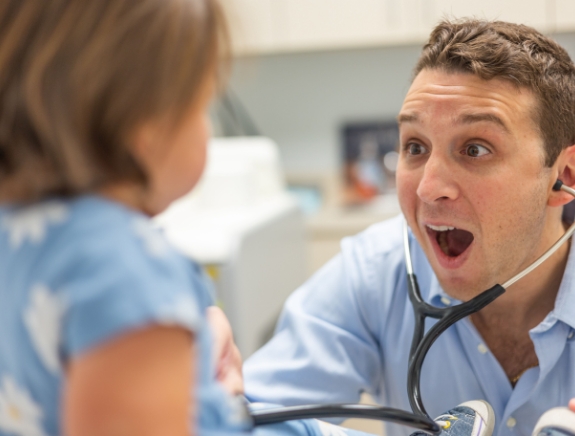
[458,113,509,133]
[397,113,418,124]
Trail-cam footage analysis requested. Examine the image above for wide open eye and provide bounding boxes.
[405,142,429,156]
[463,143,490,157]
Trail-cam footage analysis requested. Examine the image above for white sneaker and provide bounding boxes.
[533,408,575,436]
[411,400,495,436]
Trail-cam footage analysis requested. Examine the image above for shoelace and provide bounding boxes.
[435,414,458,430]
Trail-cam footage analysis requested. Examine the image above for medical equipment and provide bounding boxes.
[250,180,575,434]
[156,137,307,358]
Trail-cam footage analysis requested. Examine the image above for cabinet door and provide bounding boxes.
[432,0,548,30]
[380,0,437,43]
[276,0,389,51]
[554,0,575,32]
[219,0,279,54]
[220,0,553,55]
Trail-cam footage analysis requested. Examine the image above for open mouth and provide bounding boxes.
[426,224,474,258]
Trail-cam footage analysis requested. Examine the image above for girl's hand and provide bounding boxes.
[569,398,575,412]
[206,306,244,396]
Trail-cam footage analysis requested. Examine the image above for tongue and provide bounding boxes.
[446,229,474,256]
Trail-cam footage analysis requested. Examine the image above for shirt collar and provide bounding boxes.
[551,239,575,329]
[428,273,459,307]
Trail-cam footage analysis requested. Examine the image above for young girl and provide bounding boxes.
[0,0,252,435]
[0,2,381,436]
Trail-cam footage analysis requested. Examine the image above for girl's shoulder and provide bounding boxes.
[0,195,183,266]
[0,195,145,249]
[0,196,212,356]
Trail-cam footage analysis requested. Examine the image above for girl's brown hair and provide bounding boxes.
[0,0,228,201]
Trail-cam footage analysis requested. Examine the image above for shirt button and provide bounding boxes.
[507,417,517,428]
[441,297,451,306]
[477,344,488,354]
[568,331,574,339]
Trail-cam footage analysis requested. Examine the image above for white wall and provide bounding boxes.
[228,33,575,175]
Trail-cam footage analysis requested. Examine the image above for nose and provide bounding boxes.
[416,153,459,204]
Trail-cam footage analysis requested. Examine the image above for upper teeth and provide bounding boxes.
[427,224,455,232]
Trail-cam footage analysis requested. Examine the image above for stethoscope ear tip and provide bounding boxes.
[553,179,564,191]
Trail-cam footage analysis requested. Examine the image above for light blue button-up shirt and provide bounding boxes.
[244,214,575,436]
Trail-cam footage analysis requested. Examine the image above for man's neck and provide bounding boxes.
[473,222,570,331]
[469,218,571,384]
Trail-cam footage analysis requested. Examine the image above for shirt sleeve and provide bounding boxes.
[243,229,390,408]
[59,216,206,358]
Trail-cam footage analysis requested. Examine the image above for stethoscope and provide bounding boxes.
[250,180,575,434]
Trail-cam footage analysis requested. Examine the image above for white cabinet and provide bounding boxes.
[275,0,445,50]
[554,0,575,32]
[220,0,555,56]
[432,0,548,29]
[219,0,279,54]
[276,0,388,50]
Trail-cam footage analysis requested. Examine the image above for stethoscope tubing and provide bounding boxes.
[250,181,575,434]
[251,404,440,432]
[405,273,505,417]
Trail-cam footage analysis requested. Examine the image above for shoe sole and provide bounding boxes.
[533,407,575,436]
[459,400,496,436]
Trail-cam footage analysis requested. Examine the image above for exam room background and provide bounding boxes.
[219,29,575,436]
[210,19,575,436]
[226,33,575,179]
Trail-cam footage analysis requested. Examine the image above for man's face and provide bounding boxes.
[396,69,558,300]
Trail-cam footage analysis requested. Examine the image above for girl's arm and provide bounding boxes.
[63,325,195,436]
[570,398,575,412]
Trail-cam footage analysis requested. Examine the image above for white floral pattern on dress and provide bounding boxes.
[133,218,170,258]
[157,294,200,329]
[2,202,68,249]
[0,375,47,436]
[23,284,66,374]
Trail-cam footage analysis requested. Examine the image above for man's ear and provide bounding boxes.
[549,144,575,207]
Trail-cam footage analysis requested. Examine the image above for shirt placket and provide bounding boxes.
[457,314,570,436]
[500,319,568,436]
[456,318,512,417]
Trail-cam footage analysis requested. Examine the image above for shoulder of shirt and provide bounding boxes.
[340,213,405,260]
[45,196,171,261]
[66,197,209,275]
[0,196,137,246]
[62,196,162,242]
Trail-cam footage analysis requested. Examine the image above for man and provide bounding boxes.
[243,19,575,436]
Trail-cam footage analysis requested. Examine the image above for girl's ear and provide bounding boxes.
[549,144,575,207]
[128,119,170,171]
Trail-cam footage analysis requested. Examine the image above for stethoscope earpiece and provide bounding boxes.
[553,179,564,191]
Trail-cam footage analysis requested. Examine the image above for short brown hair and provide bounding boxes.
[414,19,575,166]
[0,0,228,202]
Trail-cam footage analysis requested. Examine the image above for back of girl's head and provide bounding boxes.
[0,0,227,202]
